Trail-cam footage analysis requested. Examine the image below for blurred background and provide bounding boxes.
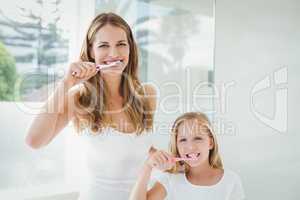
[0,0,299,199]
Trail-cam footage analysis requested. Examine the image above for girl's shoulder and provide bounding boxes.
[224,169,242,180]
[222,169,244,186]
[155,171,185,186]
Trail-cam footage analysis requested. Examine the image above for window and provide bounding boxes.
[0,0,75,198]
[94,0,215,147]
[0,0,215,198]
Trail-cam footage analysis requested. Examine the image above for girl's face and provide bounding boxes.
[90,24,130,74]
[176,119,214,168]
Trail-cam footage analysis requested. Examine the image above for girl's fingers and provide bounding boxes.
[155,151,169,168]
[147,150,176,170]
[153,155,163,166]
[161,151,172,162]
[163,152,175,163]
[159,152,175,170]
[158,152,169,164]
[151,154,163,168]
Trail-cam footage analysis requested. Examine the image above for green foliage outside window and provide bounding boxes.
[0,42,18,101]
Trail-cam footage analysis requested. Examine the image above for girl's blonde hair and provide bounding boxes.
[73,12,153,134]
[168,112,223,173]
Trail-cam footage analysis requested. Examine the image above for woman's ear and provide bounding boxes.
[209,137,214,150]
[89,45,95,59]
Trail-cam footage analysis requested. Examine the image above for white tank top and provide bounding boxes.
[78,127,154,200]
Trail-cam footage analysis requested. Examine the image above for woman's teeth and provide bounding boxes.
[104,60,122,65]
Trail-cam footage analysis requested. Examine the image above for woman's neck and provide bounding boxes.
[103,74,122,98]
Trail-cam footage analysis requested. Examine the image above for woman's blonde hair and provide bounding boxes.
[168,112,223,173]
[73,12,153,134]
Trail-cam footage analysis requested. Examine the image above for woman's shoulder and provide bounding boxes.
[142,83,157,96]
[141,83,157,110]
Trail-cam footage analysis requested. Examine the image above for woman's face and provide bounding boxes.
[90,24,130,75]
[176,119,213,168]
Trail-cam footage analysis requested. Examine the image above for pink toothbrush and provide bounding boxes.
[71,61,122,76]
[171,157,198,162]
[97,60,122,70]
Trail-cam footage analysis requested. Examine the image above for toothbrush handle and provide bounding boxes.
[97,61,121,69]
[171,157,184,162]
[171,157,195,162]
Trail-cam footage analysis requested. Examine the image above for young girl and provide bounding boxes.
[130,112,245,200]
[26,13,156,200]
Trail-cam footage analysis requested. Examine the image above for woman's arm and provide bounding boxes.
[25,61,98,149]
[25,79,76,149]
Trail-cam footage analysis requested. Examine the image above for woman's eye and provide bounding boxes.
[118,43,127,46]
[195,137,203,140]
[98,45,108,48]
[178,138,187,142]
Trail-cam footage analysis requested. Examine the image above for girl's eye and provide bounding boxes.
[194,137,203,141]
[178,138,187,142]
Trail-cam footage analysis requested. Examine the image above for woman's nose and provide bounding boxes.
[108,47,119,57]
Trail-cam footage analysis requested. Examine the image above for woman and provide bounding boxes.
[26,12,157,199]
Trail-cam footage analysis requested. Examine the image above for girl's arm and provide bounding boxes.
[129,150,174,200]
[129,163,166,200]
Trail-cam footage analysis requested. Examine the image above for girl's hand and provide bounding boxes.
[64,61,99,86]
[146,150,175,171]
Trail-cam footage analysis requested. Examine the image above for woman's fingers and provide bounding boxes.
[83,62,98,78]
[71,62,98,79]
[72,67,81,77]
[80,63,91,78]
[83,62,96,74]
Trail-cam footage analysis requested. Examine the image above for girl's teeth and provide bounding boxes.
[187,153,199,159]
[190,154,197,159]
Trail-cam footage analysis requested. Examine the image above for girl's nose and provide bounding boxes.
[187,142,197,150]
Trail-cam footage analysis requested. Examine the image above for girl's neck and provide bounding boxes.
[186,161,224,186]
[187,160,213,178]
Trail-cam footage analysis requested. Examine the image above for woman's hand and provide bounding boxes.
[64,61,99,86]
[146,149,175,171]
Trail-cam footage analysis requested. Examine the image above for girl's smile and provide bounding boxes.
[176,119,213,167]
